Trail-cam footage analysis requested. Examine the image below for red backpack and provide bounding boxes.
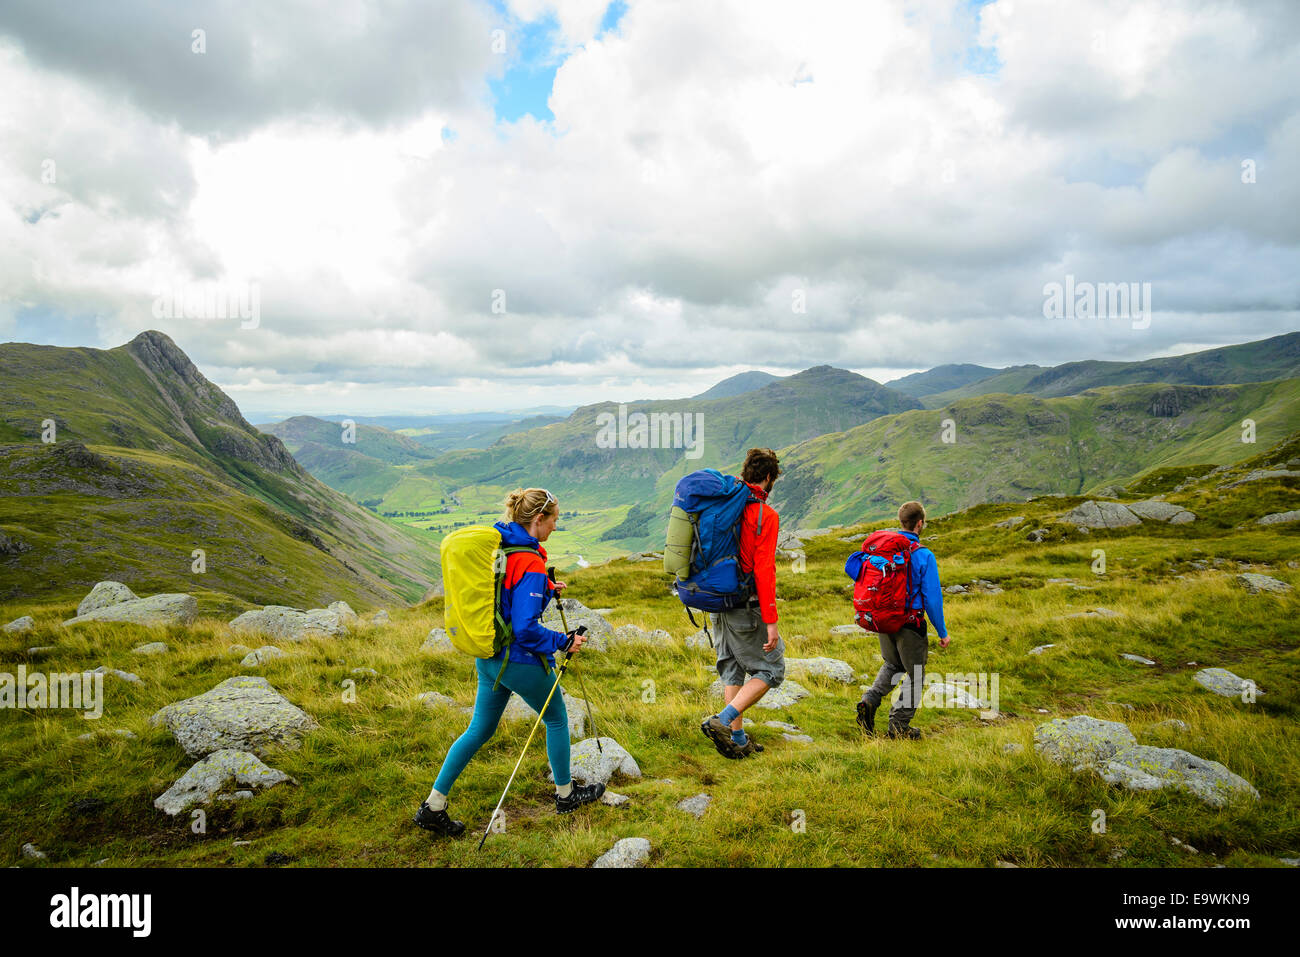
[850,530,924,634]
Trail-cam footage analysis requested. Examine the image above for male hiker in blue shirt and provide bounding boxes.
[854,500,950,739]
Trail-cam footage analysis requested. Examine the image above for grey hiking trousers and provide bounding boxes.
[861,626,928,726]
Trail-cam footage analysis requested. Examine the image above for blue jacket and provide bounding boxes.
[492,521,569,667]
[844,530,948,639]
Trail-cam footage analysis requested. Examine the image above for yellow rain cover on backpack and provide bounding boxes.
[440,525,507,658]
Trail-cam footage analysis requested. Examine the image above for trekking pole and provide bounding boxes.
[477,626,585,852]
[550,566,601,753]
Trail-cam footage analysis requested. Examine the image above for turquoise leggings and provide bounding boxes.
[433,657,571,794]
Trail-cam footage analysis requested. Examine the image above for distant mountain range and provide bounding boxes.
[0,332,441,607]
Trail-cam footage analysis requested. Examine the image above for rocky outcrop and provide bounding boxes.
[230,605,352,641]
[562,737,641,786]
[592,837,651,868]
[421,627,454,651]
[77,581,138,617]
[149,676,319,758]
[1061,501,1141,529]
[153,748,296,816]
[1193,668,1260,698]
[240,645,286,667]
[1034,715,1137,769]
[1101,746,1259,807]
[786,657,856,684]
[609,624,674,647]
[1234,573,1292,595]
[3,615,34,633]
[63,593,196,628]
[1127,500,1195,524]
[1257,510,1300,526]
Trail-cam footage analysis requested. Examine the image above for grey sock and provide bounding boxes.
[556,781,574,798]
[425,788,447,811]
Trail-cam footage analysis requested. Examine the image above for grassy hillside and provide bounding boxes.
[920,333,1300,408]
[265,416,438,465]
[0,332,441,608]
[694,370,782,400]
[3,437,1295,868]
[772,378,1300,529]
[886,363,1002,398]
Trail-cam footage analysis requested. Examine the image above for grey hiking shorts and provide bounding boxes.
[713,605,785,689]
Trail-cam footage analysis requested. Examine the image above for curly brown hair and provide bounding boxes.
[741,447,781,485]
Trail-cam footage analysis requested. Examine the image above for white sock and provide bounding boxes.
[556,781,574,798]
[425,788,447,811]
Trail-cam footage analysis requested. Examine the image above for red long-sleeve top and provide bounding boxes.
[738,481,780,624]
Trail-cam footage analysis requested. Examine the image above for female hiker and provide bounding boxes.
[413,487,604,837]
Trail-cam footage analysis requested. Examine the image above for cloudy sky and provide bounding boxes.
[1,0,1297,418]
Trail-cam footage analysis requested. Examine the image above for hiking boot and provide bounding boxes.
[413,801,466,837]
[856,699,878,736]
[736,735,764,758]
[700,715,743,759]
[886,719,922,740]
[555,781,605,814]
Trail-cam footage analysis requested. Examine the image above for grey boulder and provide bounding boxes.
[153,748,296,816]
[3,615,34,634]
[677,794,712,818]
[1235,573,1292,595]
[1128,500,1196,524]
[502,688,590,737]
[240,645,286,667]
[559,737,641,786]
[1034,715,1138,770]
[64,593,197,628]
[1061,501,1141,529]
[421,628,454,652]
[76,581,138,617]
[1101,746,1259,807]
[592,837,651,868]
[1193,668,1260,698]
[132,641,168,655]
[229,605,351,641]
[1257,510,1300,526]
[786,656,856,684]
[149,676,319,758]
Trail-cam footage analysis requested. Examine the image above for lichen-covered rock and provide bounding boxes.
[131,641,168,655]
[1193,668,1260,698]
[1235,573,1292,595]
[1101,746,1259,807]
[502,689,589,737]
[76,581,138,617]
[1061,501,1141,529]
[1257,510,1300,526]
[560,737,641,786]
[21,842,45,860]
[1027,644,1056,655]
[1034,715,1137,769]
[829,624,859,635]
[240,645,286,667]
[592,837,651,868]
[153,748,296,816]
[782,733,814,744]
[3,615,35,634]
[609,624,674,646]
[1128,500,1196,524]
[229,605,351,641]
[149,676,319,758]
[421,627,454,652]
[370,609,391,626]
[677,794,712,818]
[327,601,359,626]
[787,657,855,684]
[994,516,1025,529]
[64,593,196,628]
[540,599,611,650]
[600,791,630,807]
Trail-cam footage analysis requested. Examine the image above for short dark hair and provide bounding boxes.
[898,501,926,531]
[741,447,781,485]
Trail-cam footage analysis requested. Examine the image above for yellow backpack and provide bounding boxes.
[440,526,540,683]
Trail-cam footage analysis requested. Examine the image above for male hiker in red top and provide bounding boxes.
[700,447,784,759]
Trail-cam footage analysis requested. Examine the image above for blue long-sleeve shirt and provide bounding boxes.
[492,521,569,667]
[844,530,948,639]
